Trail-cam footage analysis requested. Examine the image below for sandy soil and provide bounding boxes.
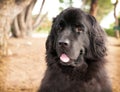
[0,36,120,92]
[106,37,120,92]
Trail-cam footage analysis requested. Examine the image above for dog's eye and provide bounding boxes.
[75,27,83,33]
[58,21,65,30]
[58,25,63,30]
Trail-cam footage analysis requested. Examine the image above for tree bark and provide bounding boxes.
[0,0,32,56]
[11,0,37,37]
[11,0,46,38]
[25,0,37,36]
[89,0,98,17]
[33,12,48,30]
[33,0,46,29]
[18,10,27,37]
[12,17,21,37]
[113,0,119,38]
[0,17,10,56]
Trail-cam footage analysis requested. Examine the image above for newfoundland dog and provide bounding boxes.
[38,7,112,92]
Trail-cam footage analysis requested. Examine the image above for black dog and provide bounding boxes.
[38,7,112,92]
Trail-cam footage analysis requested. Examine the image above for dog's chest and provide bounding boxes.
[55,71,101,92]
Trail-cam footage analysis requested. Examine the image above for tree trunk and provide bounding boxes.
[11,0,46,38]
[0,0,32,56]
[25,0,37,36]
[33,0,46,29]
[0,17,11,56]
[33,12,48,30]
[0,0,47,55]
[89,0,98,17]
[18,10,27,37]
[12,17,21,38]
[113,0,119,38]
[11,0,37,38]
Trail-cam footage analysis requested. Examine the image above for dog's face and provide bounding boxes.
[46,8,106,67]
[55,9,90,66]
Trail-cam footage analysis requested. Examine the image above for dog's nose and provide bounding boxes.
[58,39,70,48]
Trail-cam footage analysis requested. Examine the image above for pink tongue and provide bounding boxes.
[60,54,70,63]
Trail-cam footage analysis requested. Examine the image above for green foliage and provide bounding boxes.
[85,0,113,22]
[59,0,73,11]
[118,16,120,26]
[36,16,51,33]
[59,0,64,3]
[36,26,50,33]
[104,23,115,37]
[105,28,115,37]
[97,0,113,21]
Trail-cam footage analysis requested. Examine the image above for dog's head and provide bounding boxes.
[46,7,106,67]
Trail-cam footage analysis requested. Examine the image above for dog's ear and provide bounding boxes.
[87,14,107,59]
[46,18,55,51]
[45,17,58,58]
[52,17,57,23]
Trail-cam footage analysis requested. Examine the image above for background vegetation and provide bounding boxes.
[0,1,120,92]
[0,0,120,54]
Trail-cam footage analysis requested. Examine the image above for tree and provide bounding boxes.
[89,0,98,16]
[113,0,119,38]
[59,0,73,11]
[0,0,34,56]
[11,0,47,38]
[0,0,46,56]
[85,0,113,21]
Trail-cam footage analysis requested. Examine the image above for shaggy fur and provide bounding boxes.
[38,7,112,92]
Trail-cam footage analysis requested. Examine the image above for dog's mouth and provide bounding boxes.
[60,53,70,63]
[59,52,84,67]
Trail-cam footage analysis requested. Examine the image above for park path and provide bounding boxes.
[106,37,120,92]
[0,36,120,92]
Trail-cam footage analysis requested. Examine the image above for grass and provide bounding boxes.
[105,28,115,37]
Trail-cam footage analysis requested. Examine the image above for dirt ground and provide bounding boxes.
[0,36,120,92]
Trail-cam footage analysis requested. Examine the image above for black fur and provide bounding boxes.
[38,7,112,92]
